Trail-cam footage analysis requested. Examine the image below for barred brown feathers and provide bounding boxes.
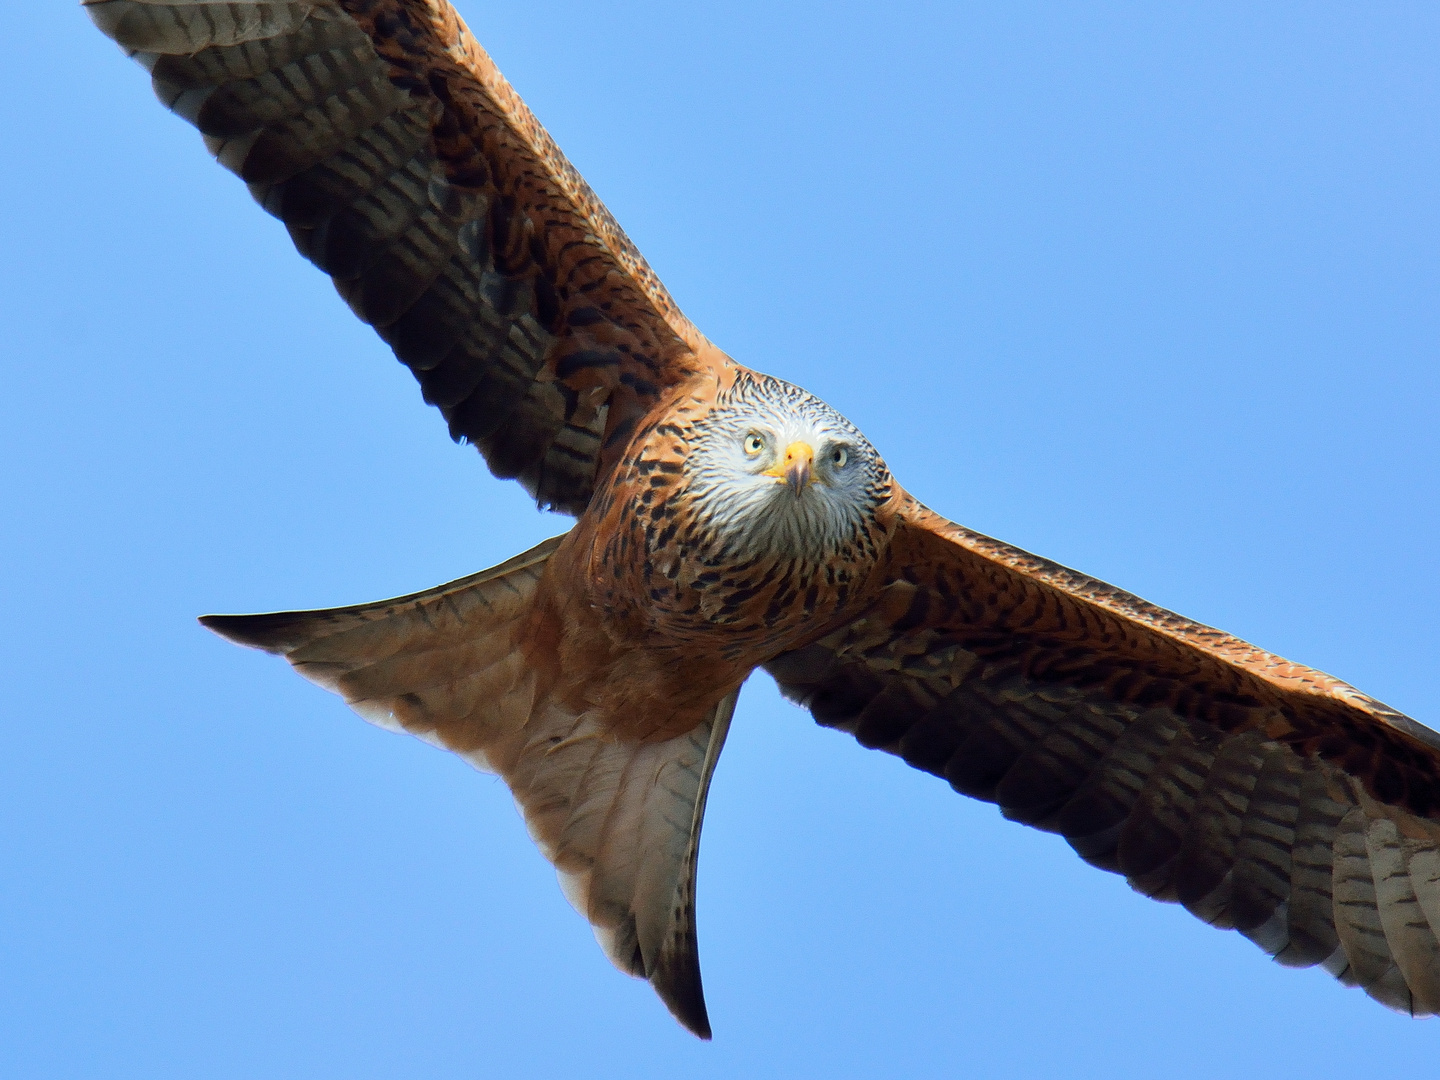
[89,0,1440,1040]
[765,500,1440,1016]
[86,0,719,513]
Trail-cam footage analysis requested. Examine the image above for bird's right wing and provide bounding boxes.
[87,0,730,513]
[767,497,1440,1015]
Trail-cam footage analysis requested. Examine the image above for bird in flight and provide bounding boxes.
[88,0,1440,1039]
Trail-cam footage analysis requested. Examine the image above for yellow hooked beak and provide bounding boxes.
[763,441,815,494]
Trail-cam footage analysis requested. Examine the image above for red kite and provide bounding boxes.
[88,0,1440,1038]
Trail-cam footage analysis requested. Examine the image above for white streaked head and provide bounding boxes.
[685,375,891,559]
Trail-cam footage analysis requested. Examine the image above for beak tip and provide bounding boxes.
[767,441,815,494]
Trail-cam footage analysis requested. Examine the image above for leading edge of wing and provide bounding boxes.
[86,0,728,514]
[391,0,703,353]
[768,497,1440,1014]
[892,498,1434,743]
[894,497,1440,774]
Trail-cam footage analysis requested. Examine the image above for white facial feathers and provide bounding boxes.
[684,375,889,560]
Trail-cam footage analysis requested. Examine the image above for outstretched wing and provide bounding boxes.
[87,0,726,513]
[767,497,1440,1014]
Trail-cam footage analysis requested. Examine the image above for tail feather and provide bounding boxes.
[199,531,733,1038]
[199,534,564,654]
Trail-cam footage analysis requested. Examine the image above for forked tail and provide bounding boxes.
[201,535,733,1038]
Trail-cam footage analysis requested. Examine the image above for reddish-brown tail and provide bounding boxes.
[202,535,733,1038]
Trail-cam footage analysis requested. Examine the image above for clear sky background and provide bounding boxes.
[4,2,1439,1076]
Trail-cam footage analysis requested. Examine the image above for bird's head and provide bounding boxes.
[684,373,892,561]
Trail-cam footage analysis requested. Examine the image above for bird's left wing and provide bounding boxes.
[766,497,1440,1015]
[87,0,727,513]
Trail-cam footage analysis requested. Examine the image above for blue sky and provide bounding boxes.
[3,1,1438,1076]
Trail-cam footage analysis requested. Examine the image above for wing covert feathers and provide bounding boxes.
[767,498,1440,1016]
[87,0,726,514]
[201,533,729,1037]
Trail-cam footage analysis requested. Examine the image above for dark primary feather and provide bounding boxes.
[767,501,1440,1015]
[86,0,718,513]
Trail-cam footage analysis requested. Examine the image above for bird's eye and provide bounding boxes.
[744,433,765,456]
[831,446,849,468]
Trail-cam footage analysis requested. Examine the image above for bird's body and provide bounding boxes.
[515,360,900,742]
[88,0,1440,1039]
